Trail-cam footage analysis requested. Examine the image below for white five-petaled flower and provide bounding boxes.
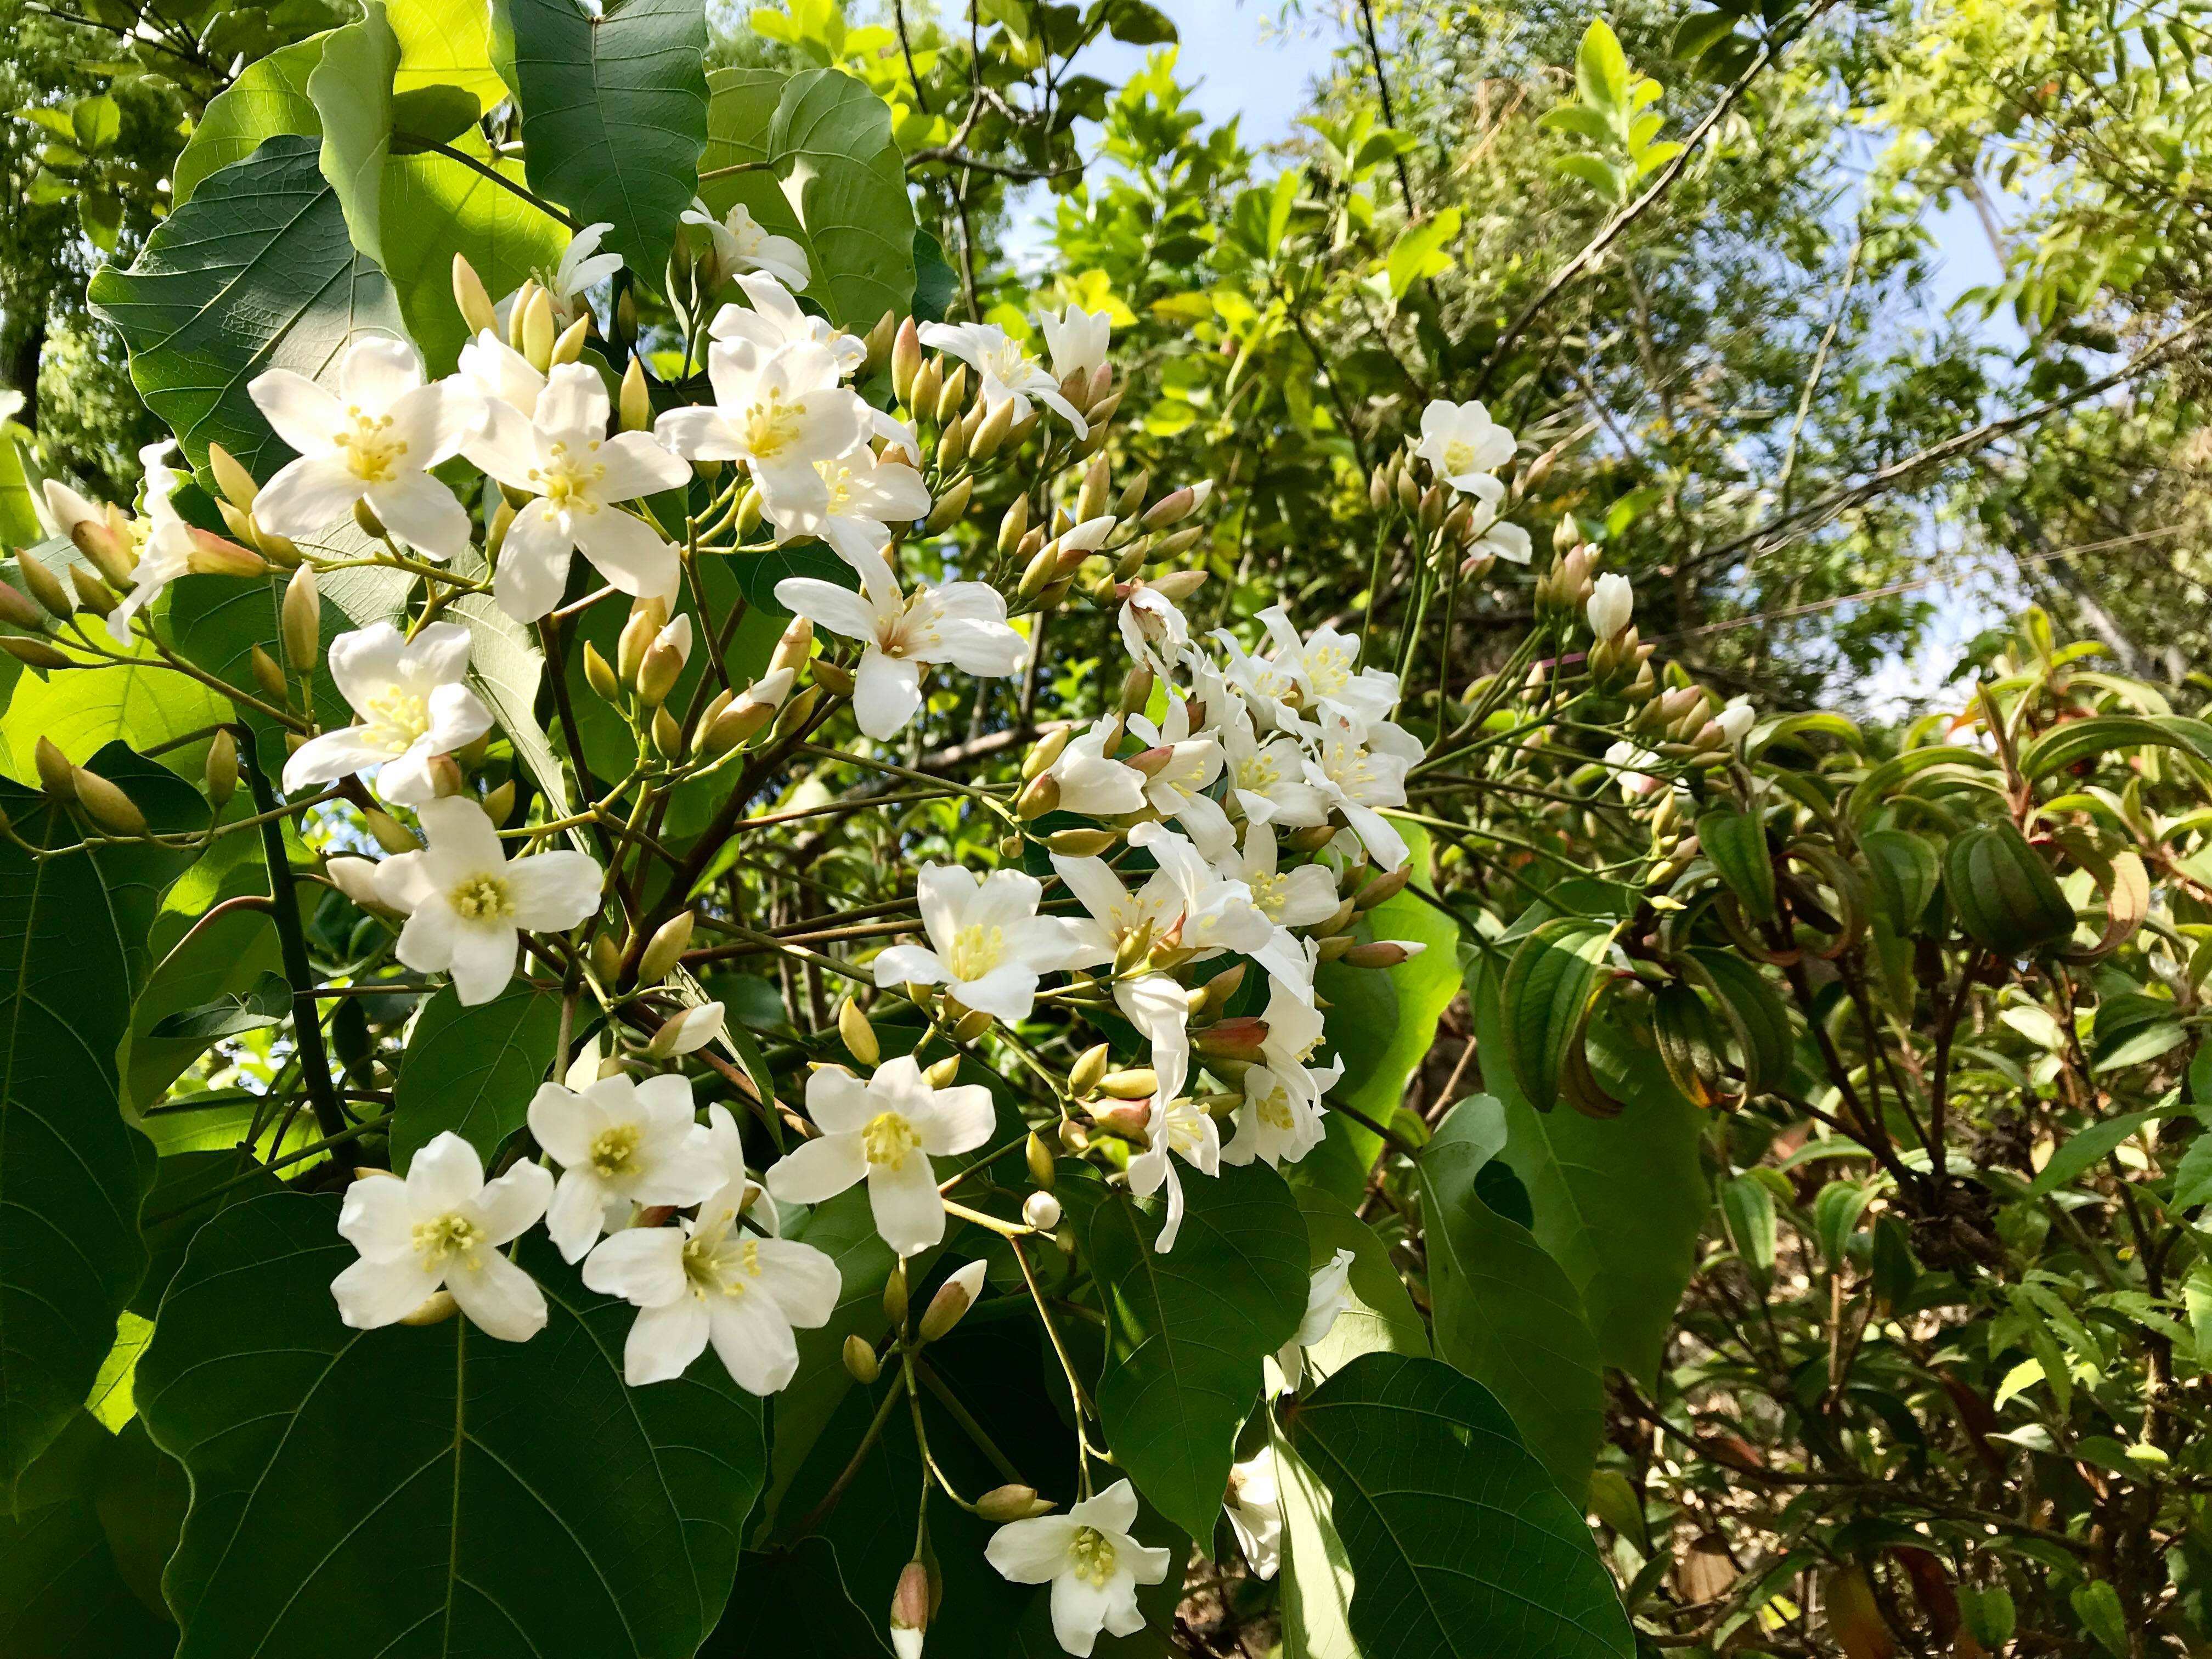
[281,622,492,807]
[249,337,486,558]
[917,321,1090,437]
[872,865,1085,1024]
[472,362,691,620]
[709,272,868,377]
[583,1105,841,1391]
[331,1131,554,1340]
[1126,699,1235,860]
[528,1071,721,1262]
[1587,572,1634,640]
[683,198,812,291]
[1259,607,1398,727]
[1118,580,1193,677]
[769,436,934,568]
[1036,303,1111,383]
[1224,1447,1284,1579]
[1303,711,1420,872]
[656,338,864,516]
[374,795,602,1005]
[500,220,622,330]
[775,557,1027,739]
[985,1480,1171,1657]
[1224,971,1338,1170]
[98,440,199,639]
[1414,398,1514,501]
[1275,1248,1357,1390]
[1215,822,1341,989]
[764,1055,997,1255]
[1219,708,1330,829]
[1043,715,1147,816]
[1127,1093,1221,1254]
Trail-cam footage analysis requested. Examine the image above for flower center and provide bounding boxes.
[363,685,431,746]
[682,1231,760,1297]
[589,1122,642,1179]
[1441,437,1479,475]
[1236,751,1280,792]
[1305,644,1353,696]
[411,1210,484,1265]
[335,409,409,483]
[1248,869,1285,918]
[945,922,1004,980]
[743,391,809,460]
[1254,1082,1296,1132]
[862,1110,921,1171]
[448,874,515,922]
[529,440,606,511]
[984,341,1037,386]
[1067,1526,1119,1588]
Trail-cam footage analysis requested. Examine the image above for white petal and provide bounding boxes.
[546,1171,612,1262]
[446,1248,548,1341]
[336,1174,415,1261]
[445,920,518,1005]
[916,1085,995,1157]
[985,1515,1077,1584]
[408,1132,486,1209]
[707,1293,800,1395]
[594,431,691,501]
[503,849,604,930]
[624,1296,711,1384]
[867,1156,947,1255]
[527,1082,599,1166]
[803,1066,879,1135]
[340,335,427,410]
[283,726,398,793]
[572,506,678,601]
[249,369,347,456]
[851,652,923,740]
[764,1133,868,1205]
[253,455,366,537]
[582,1224,689,1307]
[773,577,877,641]
[473,1158,554,1244]
[366,470,473,561]
[755,1238,840,1327]
[494,504,575,619]
[332,1254,443,1329]
[537,362,610,439]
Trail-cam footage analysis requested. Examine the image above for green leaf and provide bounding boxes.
[1497,916,1615,1112]
[309,0,400,264]
[1721,1172,1776,1273]
[1470,973,1708,1385]
[699,66,918,332]
[1554,151,1625,200]
[1696,806,1774,921]
[1860,828,1940,933]
[145,971,290,1041]
[1284,1352,1634,1659]
[390,0,510,112]
[493,0,710,279]
[390,981,562,1171]
[1672,9,1740,59]
[1294,1183,1426,1378]
[1683,947,1793,1098]
[1575,19,1632,113]
[1539,104,1614,142]
[0,429,42,551]
[1418,1098,1604,1494]
[89,136,406,487]
[2019,714,2212,780]
[1271,1423,1358,1659]
[140,1191,767,1656]
[121,905,283,1113]
[2025,1107,2175,1198]
[172,37,324,205]
[453,590,575,811]
[1083,1161,1308,1544]
[0,747,200,1492]
[0,1412,180,1655]
[1385,207,1460,298]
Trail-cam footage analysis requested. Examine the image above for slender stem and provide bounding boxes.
[424,139,580,229]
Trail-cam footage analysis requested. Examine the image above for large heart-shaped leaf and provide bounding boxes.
[140,1191,767,1657]
[0,1412,180,1655]
[390,982,563,1170]
[88,136,405,486]
[1284,1352,1633,1659]
[309,1,399,264]
[1081,1161,1307,1544]
[493,0,710,279]
[700,66,917,331]
[0,747,200,1492]
[1418,1098,1604,1495]
[172,37,325,205]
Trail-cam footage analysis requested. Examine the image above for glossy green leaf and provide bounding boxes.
[1284,1352,1633,1659]
[2019,713,2212,780]
[1385,207,1460,297]
[493,0,710,278]
[1271,1421,1358,1659]
[1418,1098,1604,1494]
[1575,19,1633,113]
[89,136,406,486]
[390,982,563,1171]
[140,1191,768,1657]
[1860,828,1940,933]
[0,747,199,1492]
[122,906,283,1114]
[172,37,325,205]
[390,0,509,111]
[309,1,399,264]
[699,66,918,331]
[1083,1161,1308,1544]
[1496,916,1615,1112]
[1696,805,1775,921]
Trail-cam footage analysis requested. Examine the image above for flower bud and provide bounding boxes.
[400,1289,459,1327]
[325,854,384,908]
[883,1259,909,1323]
[733,483,762,538]
[1149,568,1206,602]
[934,364,968,425]
[646,1001,725,1058]
[34,736,77,799]
[1026,1129,1057,1191]
[977,1484,1053,1522]
[520,285,556,372]
[0,635,74,670]
[1316,932,1355,963]
[1069,1042,1111,1096]
[364,808,419,854]
[1355,865,1410,910]
[1586,572,1633,641]
[419,753,465,798]
[1343,939,1424,969]
[1021,726,1072,780]
[918,1260,986,1342]
[950,1005,992,1043]
[770,614,814,678]
[617,599,663,685]
[620,356,653,434]
[1193,1017,1269,1062]
[995,493,1031,559]
[968,396,1015,461]
[890,1559,933,1659]
[584,640,620,702]
[842,1333,881,1384]
[770,682,823,742]
[202,728,238,806]
[281,565,320,675]
[453,253,498,337]
[74,764,146,835]
[909,356,941,419]
[353,494,390,540]
[71,520,137,589]
[550,314,591,368]
[923,475,972,534]
[637,614,693,706]
[1023,1190,1062,1231]
[18,554,72,619]
[638,910,696,986]
[922,1054,962,1088]
[70,562,119,614]
[838,995,880,1067]
[480,777,515,822]
[648,704,682,758]
[1015,774,1060,820]
[207,441,258,511]
[185,532,269,578]
[810,658,855,697]
[250,644,287,701]
[1044,827,1117,857]
[890,318,923,405]
[1100,1067,1157,1101]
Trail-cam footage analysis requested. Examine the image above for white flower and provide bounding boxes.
[374,796,602,1004]
[471,362,691,620]
[1044,715,1147,816]
[528,1071,720,1262]
[583,1105,840,1391]
[1587,572,1634,640]
[1118,580,1192,678]
[1036,303,1111,383]
[652,1001,727,1056]
[281,622,492,807]
[1209,625,1304,729]
[331,1132,553,1340]
[1220,709,1330,829]
[1275,1248,1356,1389]
[775,558,1027,740]
[459,328,548,424]
[764,1054,997,1255]
[770,437,933,568]
[683,198,811,290]
[248,337,485,558]
[499,221,622,330]
[101,440,199,639]
[1465,498,1533,565]
[1414,398,1514,500]
[1259,607,1398,727]
[1303,712,1420,872]
[1224,1447,1283,1578]
[1216,822,1340,989]
[984,1480,1172,1657]
[1127,699,1234,860]
[872,865,1086,1023]
[709,272,867,377]
[656,340,864,516]
[1604,739,1668,802]
[917,321,1089,437]
[1715,696,1757,745]
[1223,972,1339,1170]
[1126,1093,1220,1253]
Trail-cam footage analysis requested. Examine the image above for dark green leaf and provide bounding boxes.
[1497,916,1615,1111]
[0,1413,179,1657]
[1696,806,1775,921]
[140,1191,767,1657]
[1284,1352,1633,1659]
[390,982,562,1171]
[145,971,290,1041]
